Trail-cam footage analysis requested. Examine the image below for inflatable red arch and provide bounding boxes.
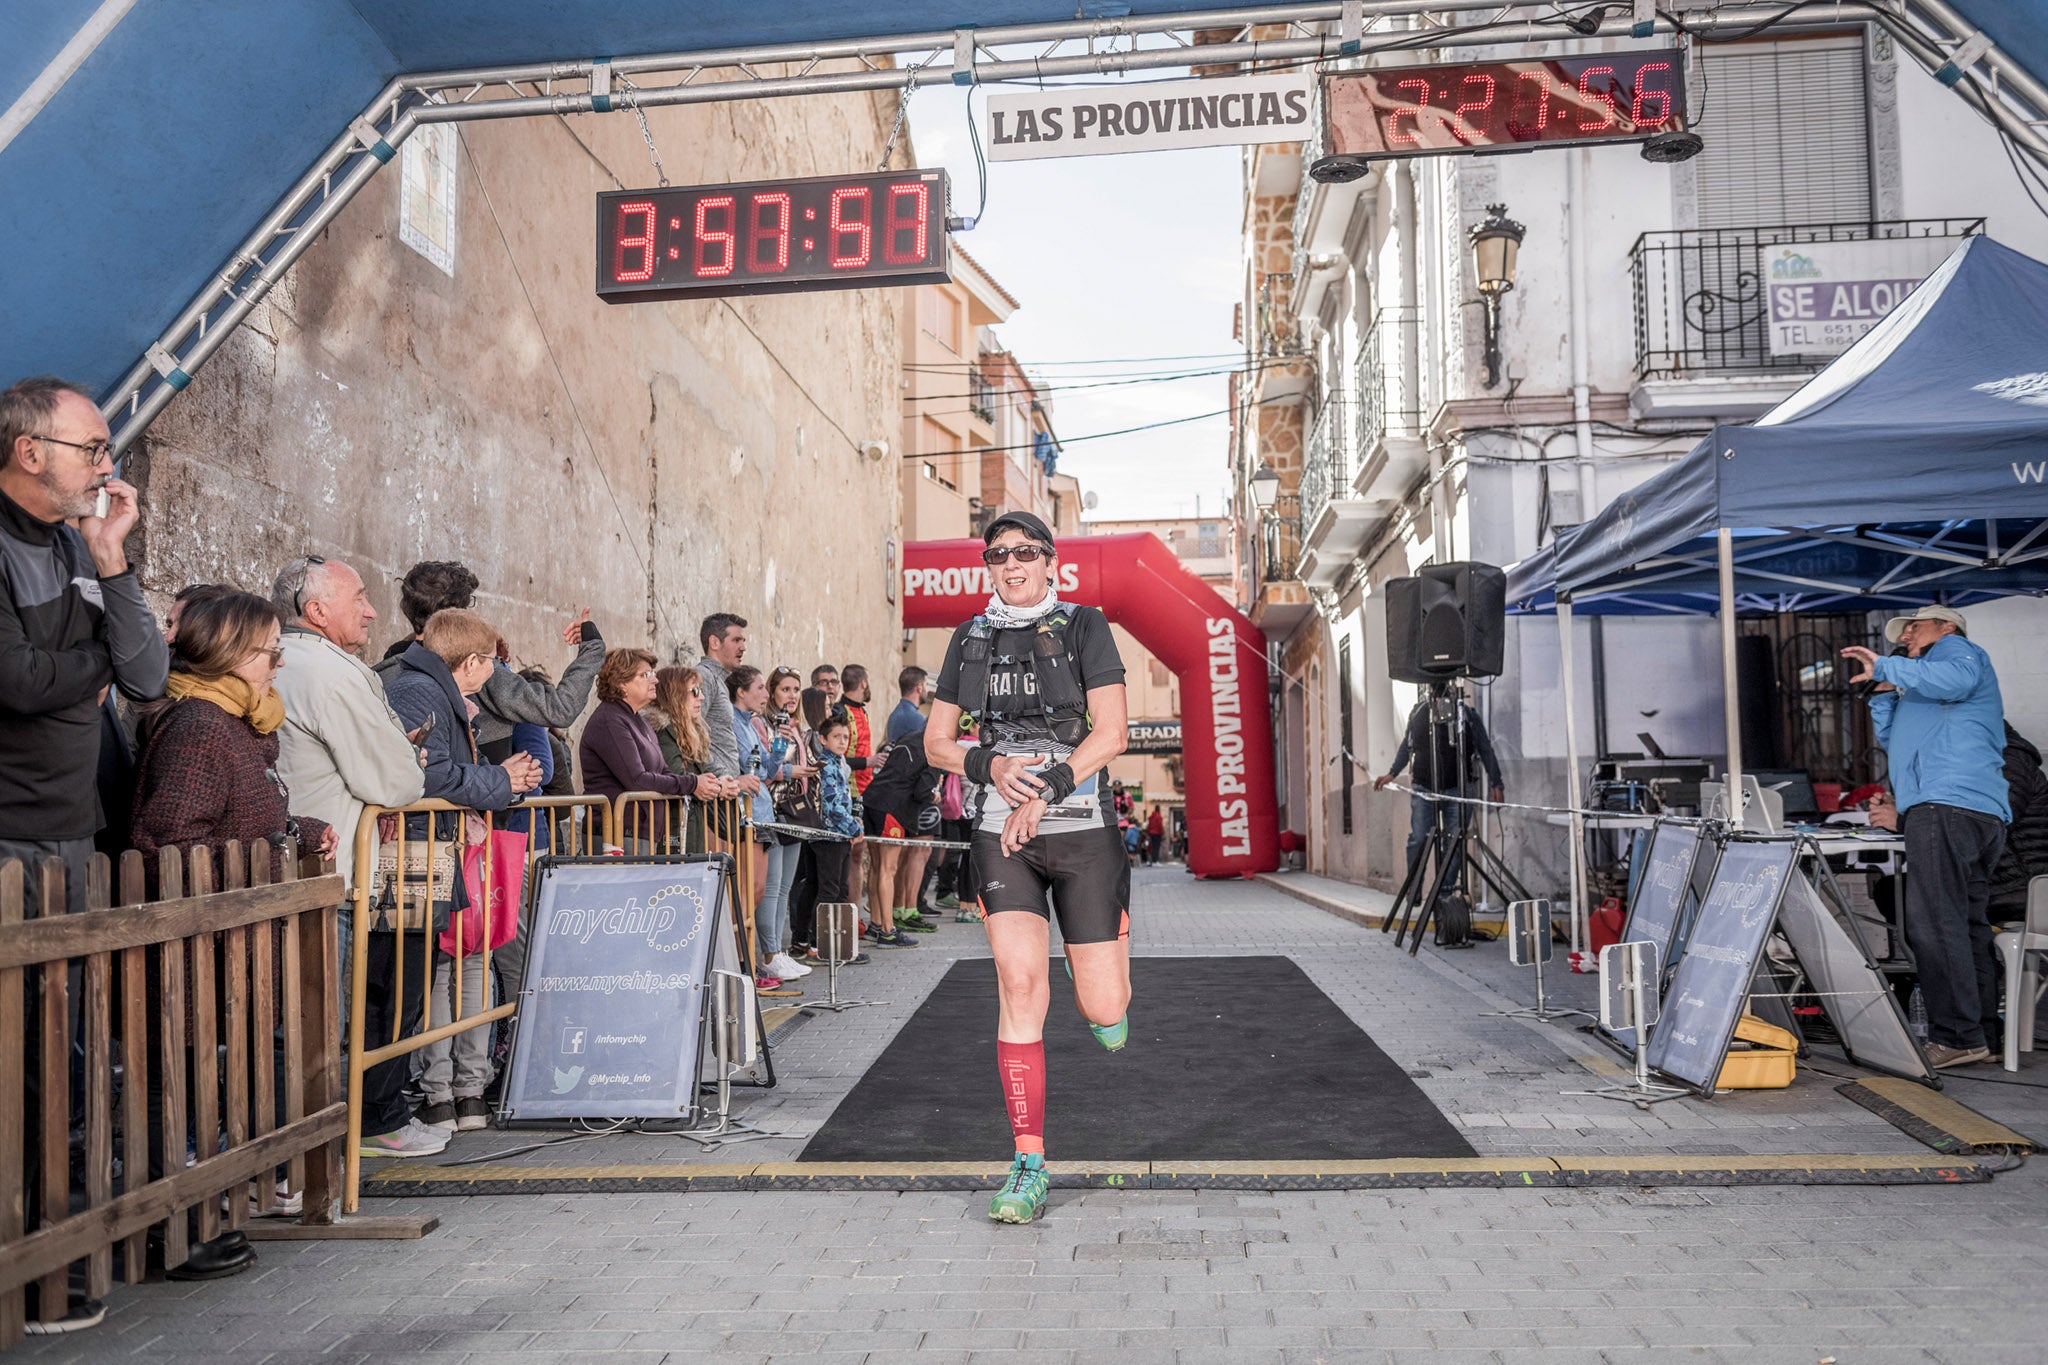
[903,533,1280,878]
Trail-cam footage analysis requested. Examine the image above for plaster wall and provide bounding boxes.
[136,77,907,710]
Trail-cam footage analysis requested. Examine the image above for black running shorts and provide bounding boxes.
[971,825,1130,944]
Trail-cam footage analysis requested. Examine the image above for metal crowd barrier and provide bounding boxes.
[0,844,346,1344]
[341,794,609,1211]
[612,793,757,971]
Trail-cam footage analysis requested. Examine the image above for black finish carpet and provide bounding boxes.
[800,955,1475,1162]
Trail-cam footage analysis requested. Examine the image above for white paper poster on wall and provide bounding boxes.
[985,73,1312,162]
[1765,237,1956,357]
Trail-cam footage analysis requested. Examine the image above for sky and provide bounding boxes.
[904,65,1246,523]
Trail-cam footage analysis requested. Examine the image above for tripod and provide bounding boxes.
[1383,681,1532,955]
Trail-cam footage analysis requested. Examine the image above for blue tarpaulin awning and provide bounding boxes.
[1,3,2044,417]
[0,1,1280,402]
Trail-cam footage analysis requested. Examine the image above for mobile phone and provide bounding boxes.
[93,487,109,519]
[408,712,436,744]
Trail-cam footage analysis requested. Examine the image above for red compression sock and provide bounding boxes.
[996,1040,1046,1156]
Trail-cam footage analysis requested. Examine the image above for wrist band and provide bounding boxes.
[963,746,995,785]
[1038,762,1076,804]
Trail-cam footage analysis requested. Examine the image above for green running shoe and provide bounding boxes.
[896,907,927,926]
[988,1152,1049,1224]
[1089,1015,1128,1052]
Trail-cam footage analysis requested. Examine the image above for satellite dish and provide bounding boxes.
[1082,491,1099,510]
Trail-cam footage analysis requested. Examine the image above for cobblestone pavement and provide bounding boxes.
[18,867,2048,1362]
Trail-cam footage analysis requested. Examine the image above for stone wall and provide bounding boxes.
[135,76,907,696]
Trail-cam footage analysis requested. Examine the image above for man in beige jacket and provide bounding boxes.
[270,557,435,1156]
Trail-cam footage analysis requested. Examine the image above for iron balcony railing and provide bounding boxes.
[1630,218,1984,379]
[1299,392,1355,534]
[1256,272,1305,359]
[1260,492,1302,584]
[1290,75,1329,280]
[968,364,997,423]
[1355,305,1424,460]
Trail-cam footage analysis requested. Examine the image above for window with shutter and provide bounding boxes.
[1677,36,1872,370]
[1696,36,1871,228]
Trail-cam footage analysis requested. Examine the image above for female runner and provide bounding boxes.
[924,510,1131,1224]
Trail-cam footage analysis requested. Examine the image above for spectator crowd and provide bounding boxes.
[0,374,1190,1330]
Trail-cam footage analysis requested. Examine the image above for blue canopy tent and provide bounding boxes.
[1504,235,2048,941]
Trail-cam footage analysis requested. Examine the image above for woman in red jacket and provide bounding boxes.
[132,590,336,876]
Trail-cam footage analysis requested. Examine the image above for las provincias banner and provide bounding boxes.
[900,533,1280,879]
[986,72,1313,162]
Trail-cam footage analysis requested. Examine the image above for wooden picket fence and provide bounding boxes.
[0,843,346,1346]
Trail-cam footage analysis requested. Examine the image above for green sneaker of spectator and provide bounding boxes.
[988,1152,1049,1224]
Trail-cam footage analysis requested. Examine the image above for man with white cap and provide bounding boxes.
[1843,605,2009,1068]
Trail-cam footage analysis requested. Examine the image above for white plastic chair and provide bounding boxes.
[1995,875,2048,1071]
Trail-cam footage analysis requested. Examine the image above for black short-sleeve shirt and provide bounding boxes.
[935,604,1125,722]
[934,605,1126,836]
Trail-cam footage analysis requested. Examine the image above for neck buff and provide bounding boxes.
[166,671,287,734]
[982,584,1064,630]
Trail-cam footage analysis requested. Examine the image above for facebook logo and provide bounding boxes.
[561,1026,588,1055]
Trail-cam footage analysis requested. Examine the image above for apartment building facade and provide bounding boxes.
[1231,20,2048,893]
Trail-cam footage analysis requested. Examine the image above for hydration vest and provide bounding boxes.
[955,608,1091,747]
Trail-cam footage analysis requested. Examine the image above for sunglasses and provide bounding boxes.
[291,554,327,616]
[982,545,1051,566]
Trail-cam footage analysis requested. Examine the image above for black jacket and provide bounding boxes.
[862,733,944,831]
[1992,724,2048,913]
[1391,700,1503,793]
[0,489,168,839]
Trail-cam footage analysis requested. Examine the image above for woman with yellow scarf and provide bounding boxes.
[132,589,336,880]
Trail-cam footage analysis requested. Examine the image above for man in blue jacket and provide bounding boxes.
[1844,605,2009,1068]
[383,608,543,1134]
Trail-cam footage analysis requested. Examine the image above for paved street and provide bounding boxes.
[19,867,2048,1362]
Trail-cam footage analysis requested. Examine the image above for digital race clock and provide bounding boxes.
[596,169,951,303]
[1318,49,1685,167]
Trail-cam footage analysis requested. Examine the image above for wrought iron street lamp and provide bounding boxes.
[1469,203,1525,389]
[1248,461,1281,513]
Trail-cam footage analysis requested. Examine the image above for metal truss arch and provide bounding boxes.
[99,0,2048,455]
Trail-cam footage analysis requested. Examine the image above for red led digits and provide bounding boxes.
[828,186,872,268]
[693,195,736,277]
[1576,66,1620,132]
[1630,62,1674,128]
[596,171,948,302]
[881,181,929,265]
[1385,76,1432,146]
[1451,72,1497,143]
[1507,70,1553,135]
[613,201,656,283]
[749,191,791,272]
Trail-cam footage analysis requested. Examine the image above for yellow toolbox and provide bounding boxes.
[1714,1014,1799,1090]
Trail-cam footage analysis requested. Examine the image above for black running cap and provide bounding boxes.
[983,510,1056,548]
